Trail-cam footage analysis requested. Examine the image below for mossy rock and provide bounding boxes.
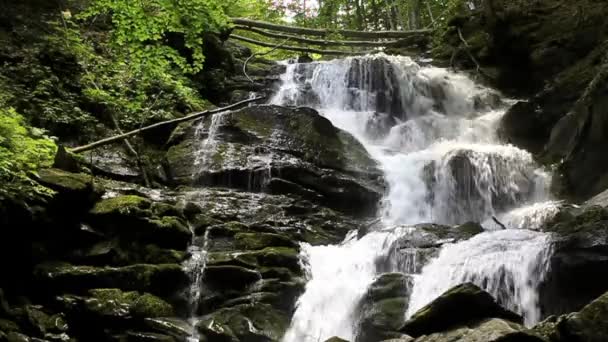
[36,168,98,195]
[204,265,262,290]
[414,318,543,342]
[558,290,608,342]
[144,318,192,341]
[234,232,297,250]
[401,283,522,337]
[125,331,176,342]
[0,319,19,332]
[35,168,103,211]
[35,262,188,296]
[89,196,191,249]
[9,305,68,337]
[90,195,152,217]
[73,239,185,266]
[88,289,174,318]
[357,273,412,342]
[197,303,288,342]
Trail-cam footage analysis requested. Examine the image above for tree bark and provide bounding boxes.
[71,97,265,154]
[231,17,431,39]
[230,34,374,55]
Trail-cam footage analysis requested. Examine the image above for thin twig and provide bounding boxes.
[457,28,482,77]
[243,37,292,83]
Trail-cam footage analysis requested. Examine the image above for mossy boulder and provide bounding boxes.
[88,196,191,249]
[414,318,543,342]
[401,283,522,337]
[164,105,384,216]
[35,262,188,297]
[356,273,413,342]
[196,303,288,342]
[35,168,103,213]
[532,289,608,342]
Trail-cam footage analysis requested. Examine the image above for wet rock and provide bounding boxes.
[499,101,547,154]
[365,112,397,140]
[57,289,173,320]
[35,262,188,297]
[165,105,384,216]
[325,338,350,342]
[196,303,288,342]
[70,239,185,266]
[414,318,543,342]
[234,232,298,250]
[125,331,176,342]
[533,289,608,342]
[88,196,191,250]
[204,266,262,290]
[144,318,192,341]
[401,283,522,337]
[356,273,413,342]
[539,205,608,316]
[35,168,103,211]
[81,146,141,182]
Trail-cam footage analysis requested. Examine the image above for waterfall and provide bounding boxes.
[183,228,210,342]
[272,54,557,341]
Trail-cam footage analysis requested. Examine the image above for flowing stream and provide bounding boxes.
[271,54,557,341]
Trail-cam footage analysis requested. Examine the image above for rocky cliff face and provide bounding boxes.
[438,0,608,202]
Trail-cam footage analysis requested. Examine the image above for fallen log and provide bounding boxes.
[70,97,265,154]
[230,34,373,55]
[234,25,420,47]
[231,18,432,39]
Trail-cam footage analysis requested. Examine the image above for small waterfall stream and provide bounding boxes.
[271,54,557,341]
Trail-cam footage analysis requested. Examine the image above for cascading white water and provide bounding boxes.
[282,229,405,342]
[272,54,557,341]
[406,229,553,326]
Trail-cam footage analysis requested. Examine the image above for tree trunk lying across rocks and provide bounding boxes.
[70,96,265,154]
[233,25,423,47]
[231,17,432,39]
[230,34,374,55]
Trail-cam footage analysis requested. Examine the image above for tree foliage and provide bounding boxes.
[81,0,229,73]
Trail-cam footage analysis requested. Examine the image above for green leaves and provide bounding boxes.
[81,0,230,74]
[0,107,56,183]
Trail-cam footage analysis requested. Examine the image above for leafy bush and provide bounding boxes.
[0,106,57,195]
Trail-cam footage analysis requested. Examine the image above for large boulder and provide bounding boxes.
[533,289,608,342]
[356,273,413,342]
[401,283,522,337]
[165,105,384,216]
[414,318,543,342]
[539,205,608,316]
[196,303,288,342]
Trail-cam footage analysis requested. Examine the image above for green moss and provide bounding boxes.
[36,168,93,193]
[88,288,174,318]
[90,195,151,216]
[234,232,297,250]
[146,216,190,236]
[234,111,274,138]
[131,293,174,317]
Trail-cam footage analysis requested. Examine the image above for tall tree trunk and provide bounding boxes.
[408,0,422,29]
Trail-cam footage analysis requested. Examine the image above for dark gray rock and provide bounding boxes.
[401,283,522,337]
